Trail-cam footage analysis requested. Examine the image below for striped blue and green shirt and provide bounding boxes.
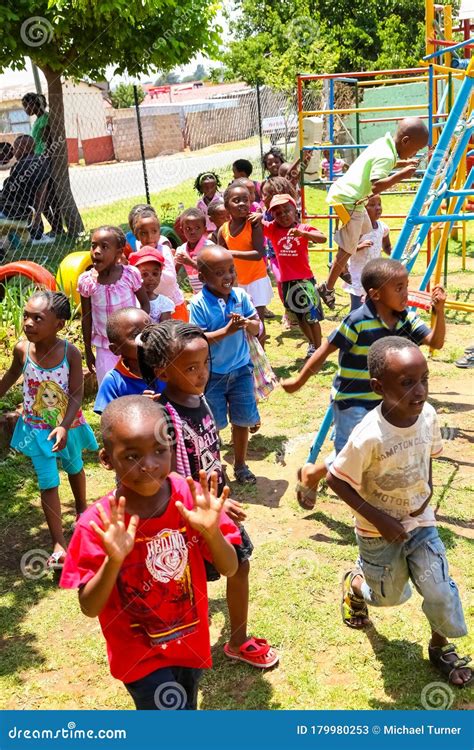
[328,300,430,409]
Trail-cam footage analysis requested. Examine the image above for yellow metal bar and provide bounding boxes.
[426,0,435,58]
[301,104,429,117]
[357,74,450,87]
[430,62,467,75]
[444,6,453,69]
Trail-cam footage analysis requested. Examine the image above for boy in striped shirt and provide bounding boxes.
[281,257,446,509]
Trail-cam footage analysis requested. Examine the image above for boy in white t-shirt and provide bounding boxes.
[327,337,471,688]
[343,195,391,311]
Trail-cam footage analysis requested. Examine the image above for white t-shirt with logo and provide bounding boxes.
[149,294,175,323]
[330,402,443,537]
[343,220,390,297]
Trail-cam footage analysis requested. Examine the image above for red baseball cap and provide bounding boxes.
[129,245,165,267]
[269,193,297,211]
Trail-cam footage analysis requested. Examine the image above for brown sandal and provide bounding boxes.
[296,467,317,510]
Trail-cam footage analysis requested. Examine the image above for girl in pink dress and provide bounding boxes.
[78,226,150,383]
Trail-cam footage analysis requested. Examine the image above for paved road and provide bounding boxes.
[69,143,264,209]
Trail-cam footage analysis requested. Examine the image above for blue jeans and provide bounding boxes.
[332,401,371,456]
[357,526,467,638]
[205,363,260,430]
[124,666,202,710]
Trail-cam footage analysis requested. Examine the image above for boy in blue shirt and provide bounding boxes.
[189,245,261,484]
[94,307,164,414]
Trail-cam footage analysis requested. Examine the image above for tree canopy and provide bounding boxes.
[110,82,144,109]
[222,0,426,89]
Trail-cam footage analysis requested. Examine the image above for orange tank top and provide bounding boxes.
[221,220,267,285]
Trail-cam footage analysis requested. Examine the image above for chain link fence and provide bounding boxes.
[0,83,325,273]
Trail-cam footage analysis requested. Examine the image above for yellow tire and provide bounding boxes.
[56,251,91,305]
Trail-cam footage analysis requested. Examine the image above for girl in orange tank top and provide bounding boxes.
[218,184,270,345]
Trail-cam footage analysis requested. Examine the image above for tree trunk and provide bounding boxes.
[40,65,84,236]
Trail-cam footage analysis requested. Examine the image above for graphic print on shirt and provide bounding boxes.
[117,527,199,646]
[182,412,223,482]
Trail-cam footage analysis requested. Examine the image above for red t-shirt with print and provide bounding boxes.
[60,473,241,683]
[263,222,319,282]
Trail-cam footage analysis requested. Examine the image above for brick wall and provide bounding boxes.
[184,102,255,150]
[111,112,184,161]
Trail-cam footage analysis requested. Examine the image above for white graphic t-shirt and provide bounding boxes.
[343,220,389,297]
[330,402,443,536]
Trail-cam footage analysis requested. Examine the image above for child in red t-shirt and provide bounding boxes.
[60,395,239,710]
[262,194,326,357]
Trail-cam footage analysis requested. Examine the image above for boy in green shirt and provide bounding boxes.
[319,117,429,309]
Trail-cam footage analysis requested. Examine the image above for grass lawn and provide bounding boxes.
[0,183,473,710]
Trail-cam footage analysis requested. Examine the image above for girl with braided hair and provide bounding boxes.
[137,319,279,669]
[194,171,223,232]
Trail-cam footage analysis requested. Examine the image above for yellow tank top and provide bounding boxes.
[221,220,267,285]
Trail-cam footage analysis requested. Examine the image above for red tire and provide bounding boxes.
[0,261,57,290]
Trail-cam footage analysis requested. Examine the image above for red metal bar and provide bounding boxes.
[428,38,474,48]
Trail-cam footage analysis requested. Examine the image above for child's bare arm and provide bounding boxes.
[372,163,418,195]
[382,232,392,255]
[326,473,409,542]
[217,227,227,248]
[80,295,95,374]
[79,496,138,617]
[245,313,260,337]
[230,222,265,261]
[204,314,252,344]
[0,342,24,398]
[49,345,84,452]
[421,286,446,349]
[176,472,238,577]
[288,226,326,243]
[135,286,150,314]
[281,340,337,393]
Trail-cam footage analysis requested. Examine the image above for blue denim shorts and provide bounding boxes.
[205,364,260,430]
[356,525,467,638]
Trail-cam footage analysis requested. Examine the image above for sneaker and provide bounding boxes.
[31,235,55,245]
[318,282,336,310]
[305,344,316,359]
[464,343,474,354]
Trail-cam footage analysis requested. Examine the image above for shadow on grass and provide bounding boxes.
[429,396,474,414]
[307,510,355,547]
[226,477,289,509]
[201,596,279,710]
[0,450,99,682]
[365,625,471,710]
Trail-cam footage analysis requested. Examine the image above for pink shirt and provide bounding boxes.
[77,265,143,349]
[197,192,223,232]
[177,236,214,294]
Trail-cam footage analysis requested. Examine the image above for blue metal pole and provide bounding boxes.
[328,78,335,264]
[392,73,474,261]
[428,64,433,147]
[306,405,333,464]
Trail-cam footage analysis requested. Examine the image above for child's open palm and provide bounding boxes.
[89,495,139,564]
[176,470,227,537]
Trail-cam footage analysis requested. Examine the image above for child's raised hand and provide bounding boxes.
[177,470,226,538]
[249,211,263,225]
[431,285,446,310]
[142,389,161,401]
[175,248,192,265]
[48,425,68,452]
[89,496,138,564]
[357,239,373,251]
[287,227,303,239]
[224,496,246,523]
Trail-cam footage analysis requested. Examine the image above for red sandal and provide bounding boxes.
[223,637,279,669]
